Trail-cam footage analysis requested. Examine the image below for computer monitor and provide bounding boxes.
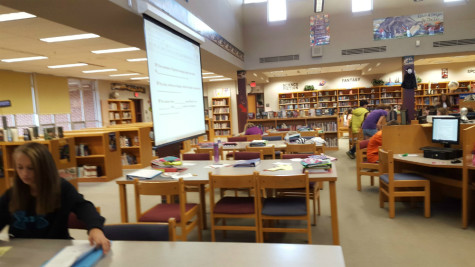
[432,117,460,148]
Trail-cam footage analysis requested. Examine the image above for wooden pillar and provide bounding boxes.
[236,70,248,133]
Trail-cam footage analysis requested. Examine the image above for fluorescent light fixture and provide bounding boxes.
[109,73,140,77]
[444,0,464,2]
[202,75,223,79]
[202,72,215,75]
[48,63,88,69]
[1,56,47,63]
[352,0,372,12]
[268,0,287,22]
[314,0,324,13]
[0,12,36,22]
[40,33,99,43]
[126,58,147,62]
[82,69,117,73]
[244,0,267,3]
[209,78,232,81]
[130,76,149,80]
[91,47,140,54]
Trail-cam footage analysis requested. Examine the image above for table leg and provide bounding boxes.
[118,184,129,223]
[329,181,340,245]
[199,184,208,230]
[462,168,469,228]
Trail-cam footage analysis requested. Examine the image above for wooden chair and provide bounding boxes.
[209,172,260,242]
[349,128,363,151]
[282,154,313,159]
[378,149,431,218]
[196,147,223,160]
[234,151,263,160]
[246,145,276,159]
[338,126,349,138]
[228,136,247,142]
[356,140,379,191]
[103,218,177,241]
[245,134,262,141]
[134,178,202,241]
[182,152,212,161]
[257,172,312,244]
[267,132,285,138]
[285,143,320,155]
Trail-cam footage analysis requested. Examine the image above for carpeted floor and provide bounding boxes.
[71,137,475,267]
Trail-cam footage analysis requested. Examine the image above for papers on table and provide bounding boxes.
[43,243,102,267]
[126,169,162,180]
[233,158,261,167]
[205,164,231,169]
[0,246,11,257]
[264,162,293,171]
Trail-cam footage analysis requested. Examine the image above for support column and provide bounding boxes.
[236,70,248,133]
[402,56,416,123]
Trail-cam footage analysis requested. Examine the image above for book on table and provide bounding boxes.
[126,169,163,180]
[249,140,268,147]
[233,158,261,167]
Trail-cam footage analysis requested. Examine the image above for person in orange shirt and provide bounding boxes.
[366,120,399,163]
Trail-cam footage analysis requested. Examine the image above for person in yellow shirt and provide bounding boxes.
[346,100,369,159]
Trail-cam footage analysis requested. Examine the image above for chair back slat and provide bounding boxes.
[210,172,257,189]
[258,173,308,189]
[228,136,247,142]
[285,143,317,154]
[234,151,263,160]
[245,145,275,159]
[245,134,262,141]
[136,180,181,196]
[182,152,212,160]
[282,154,313,159]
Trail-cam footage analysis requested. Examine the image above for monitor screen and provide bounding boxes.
[432,117,460,147]
[143,14,206,147]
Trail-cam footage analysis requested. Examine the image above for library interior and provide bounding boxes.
[1,0,475,266]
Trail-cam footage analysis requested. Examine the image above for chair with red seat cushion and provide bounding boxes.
[234,151,262,160]
[103,218,177,241]
[225,137,248,159]
[208,172,260,242]
[182,152,212,161]
[134,178,202,241]
[356,139,379,191]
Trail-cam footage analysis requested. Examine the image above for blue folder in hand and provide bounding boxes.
[233,158,261,167]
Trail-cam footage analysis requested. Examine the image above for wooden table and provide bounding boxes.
[0,239,346,267]
[393,153,471,228]
[116,159,340,245]
[197,140,323,152]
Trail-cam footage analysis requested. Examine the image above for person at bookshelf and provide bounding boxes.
[243,122,263,135]
[0,142,110,254]
[342,109,352,127]
[361,104,391,139]
[346,100,369,159]
[366,120,400,163]
[435,93,453,109]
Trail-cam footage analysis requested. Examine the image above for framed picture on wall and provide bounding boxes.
[442,68,448,79]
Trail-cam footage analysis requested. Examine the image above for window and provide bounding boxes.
[268,0,287,22]
[352,0,372,13]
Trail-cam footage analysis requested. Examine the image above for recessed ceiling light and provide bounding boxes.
[109,73,140,77]
[376,62,381,67]
[91,47,140,54]
[202,75,223,79]
[209,78,232,81]
[126,58,147,62]
[253,73,257,77]
[130,77,149,80]
[368,68,372,71]
[1,56,48,63]
[40,33,100,43]
[0,12,36,22]
[82,69,117,73]
[48,63,88,69]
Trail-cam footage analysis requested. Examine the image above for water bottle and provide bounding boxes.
[213,141,220,163]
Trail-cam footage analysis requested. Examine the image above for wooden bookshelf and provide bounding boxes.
[101,99,136,126]
[116,127,153,169]
[415,81,474,110]
[64,131,122,182]
[247,116,339,150]
[0,138,77,194]
[211,97,232,137]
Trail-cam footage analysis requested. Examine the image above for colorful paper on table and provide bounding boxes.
[265,165,293,171]
[0,246,11,257]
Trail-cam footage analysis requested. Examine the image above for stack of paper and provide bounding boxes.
[126,169,162,180]
[233,158,261,167]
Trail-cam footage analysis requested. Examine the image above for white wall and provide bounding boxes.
[243,0,475,70]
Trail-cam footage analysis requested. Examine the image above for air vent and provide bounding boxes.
[259,54,299,63]
[341,46,387,56]
[433,38,475,47]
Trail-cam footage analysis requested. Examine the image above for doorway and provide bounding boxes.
[130,98,143,122]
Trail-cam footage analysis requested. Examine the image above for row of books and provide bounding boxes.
[213,123,230,129]
[213,107,230,113]
[76,144,91,156]
[213,114,229,121]
[77,165,103,178]
[212,100,228,106]
[120,135,139,147]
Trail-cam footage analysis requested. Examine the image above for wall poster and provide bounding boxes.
[442,68,448,79]
[373,12,444,41]
[310,14,330,46]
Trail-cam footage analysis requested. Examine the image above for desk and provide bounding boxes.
[116,159,340,245]
[0,239,345,267]
[198,140,324,153]
[393,154,470,227]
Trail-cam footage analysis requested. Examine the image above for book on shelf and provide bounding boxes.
[233,158,261,167]
[126,169,163,180]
